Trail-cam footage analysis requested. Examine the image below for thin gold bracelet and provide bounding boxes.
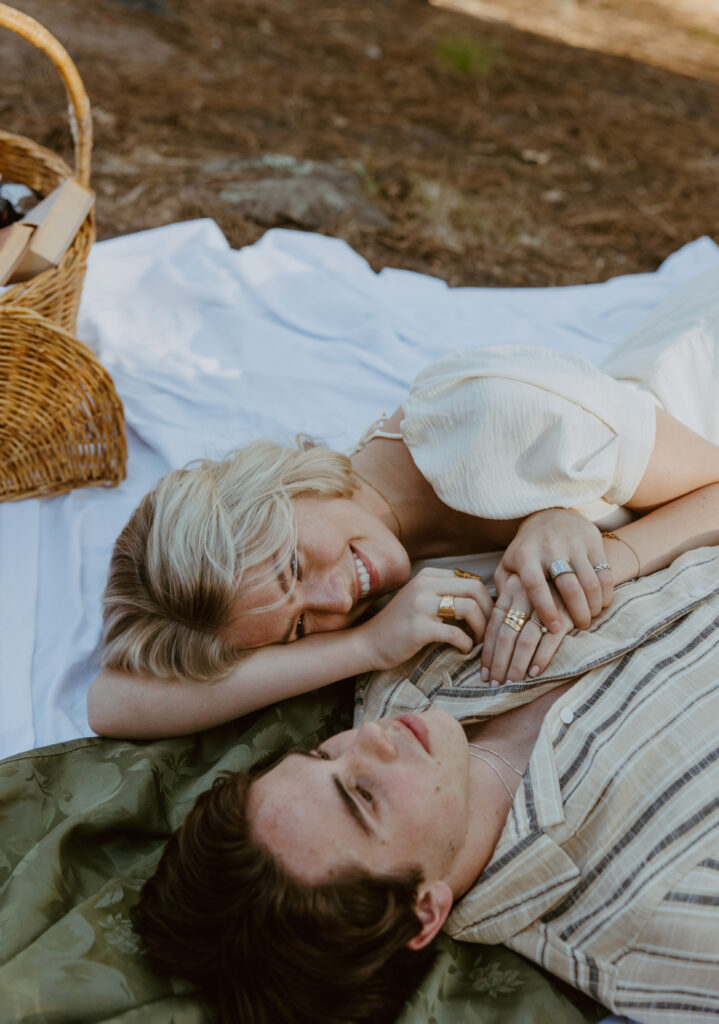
[601,531,641,578]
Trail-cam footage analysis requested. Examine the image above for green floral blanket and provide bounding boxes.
[0,684,602,1024]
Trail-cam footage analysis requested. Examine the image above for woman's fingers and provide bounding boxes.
[505,617,547,682]
[595,565,614,608]
[551,568,592,628]
[423,570,494,620]
[437,621,480,654]
[488,611,532,685]
[515,565,564,632]
[437,596,489,643]
[527,626,568,677]
[574,555,605,618]
[479,603,509,679]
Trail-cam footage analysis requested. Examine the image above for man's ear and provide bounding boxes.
[406,880,453,951]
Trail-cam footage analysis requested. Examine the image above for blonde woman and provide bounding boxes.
[89,268,719,739]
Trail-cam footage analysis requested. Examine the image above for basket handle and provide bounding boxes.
[0,2,92,186]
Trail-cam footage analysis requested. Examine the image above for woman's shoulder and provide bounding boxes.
[400,345,656,519]
[404,344,653,425]
[408,344,612,403]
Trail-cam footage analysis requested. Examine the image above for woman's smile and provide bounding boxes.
[222,494,410,648]
[351,546,378,600]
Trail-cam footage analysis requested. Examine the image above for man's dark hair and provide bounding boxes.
[132,770,435,1023]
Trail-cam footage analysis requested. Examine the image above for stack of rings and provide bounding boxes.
[503,608,528,632]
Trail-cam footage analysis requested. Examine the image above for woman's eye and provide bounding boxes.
[314,747,330,760]
[296,614,306,640]
[357,785,372,803]
[290,552,302,581]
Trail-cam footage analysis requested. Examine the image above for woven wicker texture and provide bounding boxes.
[0,306,127,501]
[0,3,94,332]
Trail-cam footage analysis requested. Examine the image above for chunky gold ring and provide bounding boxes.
[453,568,483,582]
[438,594,456,620]
[503,608,528,633]
[530,615,548,635]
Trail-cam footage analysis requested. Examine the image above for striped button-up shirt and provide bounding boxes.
[355,546,719,1022]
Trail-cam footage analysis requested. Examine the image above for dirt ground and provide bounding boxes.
[2,0,718,286]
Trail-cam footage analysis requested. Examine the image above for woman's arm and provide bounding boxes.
[87,629,386,739]
[500,409,719,628]
[605,479,719,583]
[483,480,719,686]
[88,567,493,738]
[482,409,719,684]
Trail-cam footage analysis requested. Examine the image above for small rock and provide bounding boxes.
[520,149,552,165]
[217,156,390,230]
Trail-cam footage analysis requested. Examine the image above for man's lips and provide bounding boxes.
[393,713,431,755]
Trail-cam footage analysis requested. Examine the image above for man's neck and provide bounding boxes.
[448,683,574,900]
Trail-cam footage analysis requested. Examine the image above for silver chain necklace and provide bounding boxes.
[468,743,523,801]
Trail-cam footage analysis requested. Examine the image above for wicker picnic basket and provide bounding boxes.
[0,306,127,500]
[0,2,94,332]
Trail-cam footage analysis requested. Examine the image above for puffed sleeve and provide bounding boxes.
[400,346,657,520]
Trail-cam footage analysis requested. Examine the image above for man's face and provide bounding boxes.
[248,710,471,887]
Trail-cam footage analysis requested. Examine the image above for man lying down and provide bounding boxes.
[133,544,719,1024]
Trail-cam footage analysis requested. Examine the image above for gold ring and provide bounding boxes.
[453,568,483,582]
[503,608,528,633]
[438,594,456,620]
[530,615,548,635]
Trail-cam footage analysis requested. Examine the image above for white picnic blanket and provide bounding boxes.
[2,220,719,761]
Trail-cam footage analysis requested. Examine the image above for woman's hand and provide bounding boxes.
[497,508,613,632]
[360,567,494,670]
[481,573,574,686]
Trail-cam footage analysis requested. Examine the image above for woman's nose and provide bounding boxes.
[355,721,397,761]
[306,573,353,614]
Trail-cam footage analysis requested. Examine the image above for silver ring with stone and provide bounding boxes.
[548,558,575,580]
[593,562,611,572]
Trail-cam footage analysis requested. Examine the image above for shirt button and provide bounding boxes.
[560,707,574,725]
[690,588,705,599]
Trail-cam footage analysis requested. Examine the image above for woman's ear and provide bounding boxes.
[406,880,453,951]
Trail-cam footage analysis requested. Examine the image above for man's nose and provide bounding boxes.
[354,721,397,761]
[306,573,353,614]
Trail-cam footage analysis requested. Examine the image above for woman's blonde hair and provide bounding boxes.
[102,440,355,681]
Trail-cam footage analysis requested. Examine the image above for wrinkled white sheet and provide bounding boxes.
[2,220,719,763]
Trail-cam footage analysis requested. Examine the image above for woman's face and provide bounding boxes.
[223,495,411,648]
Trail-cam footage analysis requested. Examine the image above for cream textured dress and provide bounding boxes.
[399,266,719,527]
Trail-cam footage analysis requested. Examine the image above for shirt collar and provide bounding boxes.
[446,712,579,943]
